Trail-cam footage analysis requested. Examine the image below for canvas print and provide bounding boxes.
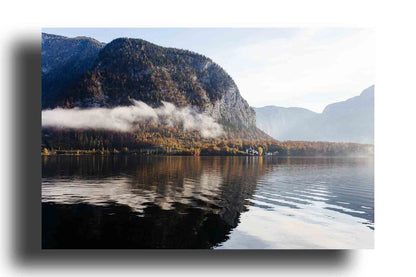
[41,28,374,249]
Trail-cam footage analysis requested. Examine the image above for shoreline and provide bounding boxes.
[41,152,374,158]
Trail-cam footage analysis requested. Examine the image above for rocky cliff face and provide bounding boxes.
[42,35,257,130]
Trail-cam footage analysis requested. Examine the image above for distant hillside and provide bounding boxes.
[41,33,264,139]
[255,106,318,141]
[255,86,374,144]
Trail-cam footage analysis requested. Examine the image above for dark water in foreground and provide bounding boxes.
[42,155,374,249]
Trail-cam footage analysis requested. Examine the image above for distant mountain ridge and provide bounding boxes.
[254,86,374,144]
[41,33,268,139]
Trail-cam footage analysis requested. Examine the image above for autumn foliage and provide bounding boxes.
[41,126,373,157]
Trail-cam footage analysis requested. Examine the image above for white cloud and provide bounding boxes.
[213,29,375,112]
[42,100,224,138]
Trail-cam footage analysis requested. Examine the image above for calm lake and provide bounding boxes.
[42,155,374,249]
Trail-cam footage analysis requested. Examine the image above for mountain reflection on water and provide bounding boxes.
[42,155,374,249]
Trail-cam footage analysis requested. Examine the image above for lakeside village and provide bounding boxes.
[41,128,374,157]
[41,146,275,156]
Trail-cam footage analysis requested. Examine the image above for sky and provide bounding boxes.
[43,28,375,113]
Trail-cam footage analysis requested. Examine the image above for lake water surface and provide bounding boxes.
[42,155,374,249]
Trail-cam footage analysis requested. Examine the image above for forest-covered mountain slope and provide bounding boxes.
[42,33,105,108]
[42,34,259,133]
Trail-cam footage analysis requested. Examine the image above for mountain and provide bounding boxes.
[255,106,318,141]
[42,33,106,108]
[254,85,374,144]
[41,33,374,156]
[41,34,260,135]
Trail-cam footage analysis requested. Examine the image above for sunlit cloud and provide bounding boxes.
[213,29,375,112]
[42,100,225,138]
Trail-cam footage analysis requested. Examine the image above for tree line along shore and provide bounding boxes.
[41,128,373,157]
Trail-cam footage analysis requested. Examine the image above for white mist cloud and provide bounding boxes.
[42,100,224,138]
